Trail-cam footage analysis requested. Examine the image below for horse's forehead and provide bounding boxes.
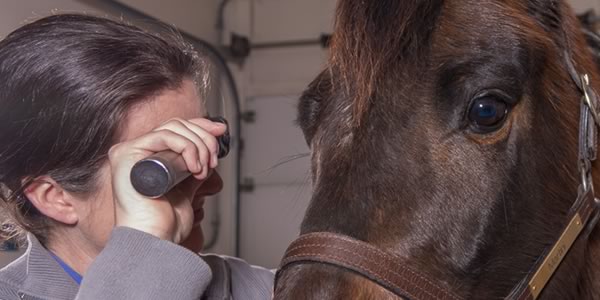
[433,1,533,51]
[330,0,537,88]
[309,0,553,128]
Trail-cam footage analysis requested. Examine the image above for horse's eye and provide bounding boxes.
[468,95,508,131]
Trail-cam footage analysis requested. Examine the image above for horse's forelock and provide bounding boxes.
[330,0,444,126]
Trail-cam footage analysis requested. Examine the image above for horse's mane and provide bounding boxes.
[329,0,444,126]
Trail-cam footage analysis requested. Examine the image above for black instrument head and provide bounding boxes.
[208,116,230,159]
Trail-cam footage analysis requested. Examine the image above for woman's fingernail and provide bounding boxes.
[197,160,203,172]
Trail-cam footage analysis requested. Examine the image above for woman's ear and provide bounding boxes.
[23,176,79,225]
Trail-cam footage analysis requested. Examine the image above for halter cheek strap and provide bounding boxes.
[506,57,600,300]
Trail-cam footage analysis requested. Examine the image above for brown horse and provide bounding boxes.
[274,1,600,299]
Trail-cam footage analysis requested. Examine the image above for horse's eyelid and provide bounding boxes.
[473,89,516,104]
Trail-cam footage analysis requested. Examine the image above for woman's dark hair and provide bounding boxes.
[0,14,207,243]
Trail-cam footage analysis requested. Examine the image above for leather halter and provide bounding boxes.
[275,56,600,300]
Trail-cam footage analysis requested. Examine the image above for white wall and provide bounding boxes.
[220,0,335,268]
[115,0,220,44]
[0,0,220,42]
[570,0,600,13]
[0,0,101,37]
[0,250,23,268]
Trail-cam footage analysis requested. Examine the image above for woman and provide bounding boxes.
[0,14,273,299]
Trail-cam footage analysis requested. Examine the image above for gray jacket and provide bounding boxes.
[0,227,274,300]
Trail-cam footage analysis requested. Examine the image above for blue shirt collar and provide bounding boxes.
[50,252,83,285]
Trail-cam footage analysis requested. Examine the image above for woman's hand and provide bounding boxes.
[108,118,227,243]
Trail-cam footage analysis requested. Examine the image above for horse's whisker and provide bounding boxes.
[256,152,311,175]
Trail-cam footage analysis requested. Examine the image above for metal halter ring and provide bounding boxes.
[581,161,592,192]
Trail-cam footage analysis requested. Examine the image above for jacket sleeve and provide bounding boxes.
[200,254,275,300]
[76,227,212,300]
[225,256,275,299]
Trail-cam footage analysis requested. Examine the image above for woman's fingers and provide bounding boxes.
[155,118,226,176]
[189,118,227,136]
[118,129,202,176]
[177,119,225,169]
[154,120,211,178]
[111,117,226,180]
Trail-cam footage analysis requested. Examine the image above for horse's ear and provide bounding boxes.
[527,0,563,32]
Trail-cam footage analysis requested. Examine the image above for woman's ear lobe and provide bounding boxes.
[23,176,79,225]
